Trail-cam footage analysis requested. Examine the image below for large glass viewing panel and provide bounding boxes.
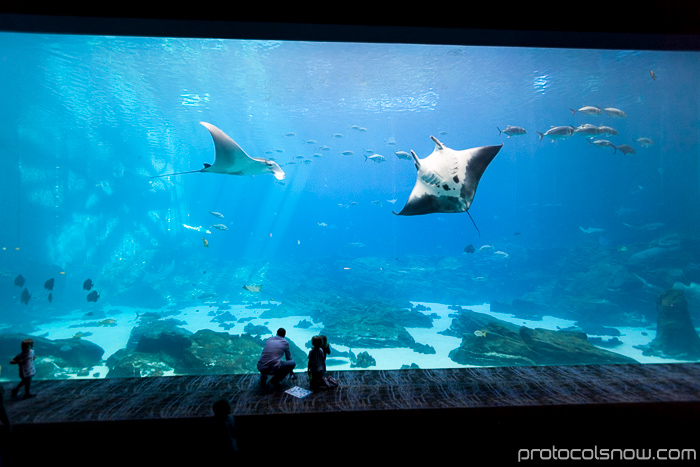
[1,24,699,381]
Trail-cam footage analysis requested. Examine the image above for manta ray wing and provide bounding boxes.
[394,136,502,216]
[200,122,285,180]
[151,122,285,180]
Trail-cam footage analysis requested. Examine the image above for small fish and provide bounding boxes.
[386,199,397,204]
[497,125,527,137]
[616,144,636,155]
[597,126,618,136]
[21,288,30,305]
[537,126,575,142]
[386,137,396,145]
[319,146,331,151]
[87,290,100,302]
[579,226,605,234]
[473,330,487,337]
[636,137,654,147]
[14,275,25,287]
[318,222,327,227]
[306,140,317,144]
[603,107,627,118]
[202,238,209,248]
[98,318,116,326]
[283,132,296,137]
[211,224,228,231]
[48,292,52,303]
[588,139,617,152]
[331,133,344,138]
[340,151,354,156]
[395,151,412,160]
[242,284,262,293]
[83,278,93,291]
[365,154,386,163]
[570,106,602,116]
[464,244,475,254]
[650,70,656,80]
[44,278,54,290]
[208,211,224,218]
[574,124,602,136]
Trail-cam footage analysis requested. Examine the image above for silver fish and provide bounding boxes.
[603,107,627,118]
[497,125,527,137]
[211,224,229,231]
[537,126,575,142]
[570,106,602,116]
[588,139,617,152]
[597,126,618,136]
[636,137,654,147]
[365,154,386,163]
[616,144,636,155]
[574,124,602,136]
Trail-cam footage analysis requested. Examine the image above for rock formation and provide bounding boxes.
[446,309,638,367]
[640,289,700,359]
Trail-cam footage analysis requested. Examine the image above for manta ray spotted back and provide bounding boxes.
[152,122,285,180]
[393,136,502,234]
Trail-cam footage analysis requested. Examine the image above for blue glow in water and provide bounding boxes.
[1,32,699,378]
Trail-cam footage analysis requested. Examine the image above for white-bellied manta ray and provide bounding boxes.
[151,122,285,180]
[393,136,503,235]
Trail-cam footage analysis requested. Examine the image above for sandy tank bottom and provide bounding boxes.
[0,301,691,381]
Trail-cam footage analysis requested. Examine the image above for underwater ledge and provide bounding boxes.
[1,362,698,462]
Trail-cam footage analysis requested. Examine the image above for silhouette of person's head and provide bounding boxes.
[212,398,231,418]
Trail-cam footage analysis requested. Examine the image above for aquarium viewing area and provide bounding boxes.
[0,6,699,464]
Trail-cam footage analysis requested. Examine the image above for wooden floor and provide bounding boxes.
[1,362,699,464]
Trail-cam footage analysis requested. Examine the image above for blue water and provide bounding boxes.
[1,32,699,377]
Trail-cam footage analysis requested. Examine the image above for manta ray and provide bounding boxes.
[152,122,285,180]
[393,136,502,234]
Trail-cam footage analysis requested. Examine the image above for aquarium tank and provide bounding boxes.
[0,23,699,382]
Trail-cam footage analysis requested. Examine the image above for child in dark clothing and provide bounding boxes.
[308,335,338,391]
[308,336,327,390]
[10,339,36,399]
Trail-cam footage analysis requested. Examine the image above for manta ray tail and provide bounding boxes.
[466,210,480,237]
[150,169,203,179]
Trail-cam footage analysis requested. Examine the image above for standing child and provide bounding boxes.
[320,335,339,388]
[10,339,36,399]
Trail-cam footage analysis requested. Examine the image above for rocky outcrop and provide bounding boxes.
[351,351,376,368]
[107,324,309,378]
[446,310,637,367]
[639,289,700,359]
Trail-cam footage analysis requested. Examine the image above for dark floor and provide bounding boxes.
[1,363,699,464]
